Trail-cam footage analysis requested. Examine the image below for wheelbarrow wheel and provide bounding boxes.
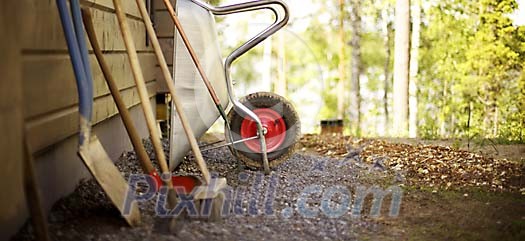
[226,92,301,169]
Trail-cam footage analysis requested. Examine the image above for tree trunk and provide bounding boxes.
[409,0,420,138]
[493,104,498,137]
[350,0,362,136]
[393,0,410,137]
[382,11,393,136]
[439,80,448,137]
[337,0,346,120]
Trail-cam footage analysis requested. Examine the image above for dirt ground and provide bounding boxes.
[12,134,525,241]
[371,137,525,240]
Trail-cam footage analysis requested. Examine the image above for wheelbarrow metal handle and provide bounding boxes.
[189,0,289,73]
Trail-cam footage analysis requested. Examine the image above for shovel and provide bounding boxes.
[56,0,140,226]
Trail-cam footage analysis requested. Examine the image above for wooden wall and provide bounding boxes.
[0,1,26,240]
[154,0,176,92]
[0,0,179,238]
[20,0,157,153]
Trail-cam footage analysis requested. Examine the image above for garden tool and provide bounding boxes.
[56,0,140,226]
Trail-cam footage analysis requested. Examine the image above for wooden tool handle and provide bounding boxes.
[81,8,155,175]
[23,135,51,241]
[136,0,211,184]
[113,0,172,188]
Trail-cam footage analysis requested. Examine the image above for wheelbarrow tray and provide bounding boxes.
[168,0,230,170]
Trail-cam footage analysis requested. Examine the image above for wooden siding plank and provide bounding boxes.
[23,52,157,119]
[86,0,142,19]
[20,1,150,52]
[19,0,161,153]
[26,81,157,152]
[158,37,174,65]
[155,66,173,92]
[153,0,176,11]
[154,11,175,37]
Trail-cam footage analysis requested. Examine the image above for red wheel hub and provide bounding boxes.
[240,108,287,152]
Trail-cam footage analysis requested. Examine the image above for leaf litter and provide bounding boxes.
[300,134,524,192]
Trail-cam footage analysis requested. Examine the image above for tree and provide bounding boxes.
[392,0,410,137]
[409,0,420,138]
[381,5,394,135]
[467,0,523,138]
[418,0,525,141]
[349,0,363,136]
[337,0,347,120]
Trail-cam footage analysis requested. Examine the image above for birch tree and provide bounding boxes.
[392,0,410,137]
[337,0,346,120]
[349,0,362,136]
[409,0,420,138]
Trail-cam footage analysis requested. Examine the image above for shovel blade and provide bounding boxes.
[79,135,141,226]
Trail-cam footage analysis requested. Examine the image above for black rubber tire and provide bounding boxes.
[225,92,301,169]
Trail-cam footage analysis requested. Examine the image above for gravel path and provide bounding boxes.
[13,139,403,241]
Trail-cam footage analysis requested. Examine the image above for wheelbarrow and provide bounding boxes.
[169,0,301,174]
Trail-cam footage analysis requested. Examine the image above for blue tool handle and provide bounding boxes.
[70,0,94,107]
[56,0,91,146]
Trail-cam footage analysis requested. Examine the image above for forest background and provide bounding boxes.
[208,0,525,143]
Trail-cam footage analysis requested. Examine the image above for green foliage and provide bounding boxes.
[207,0,222,6]
[298,2,344,122]
[418,0,525,142]
[361,32,385,69]
[319,90,338,119]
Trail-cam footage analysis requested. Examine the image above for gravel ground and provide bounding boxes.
[13,138,400,241]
